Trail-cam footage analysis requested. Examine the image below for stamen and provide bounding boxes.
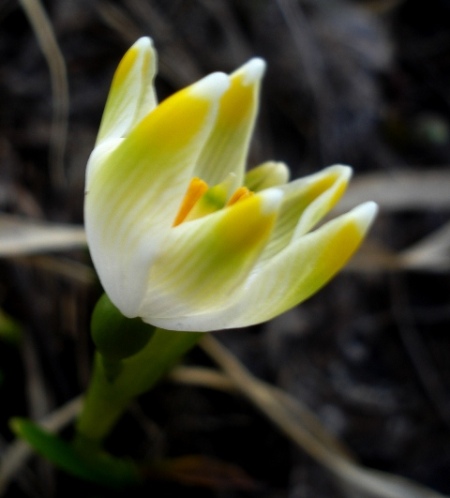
[227,186,253,206]
[173,177,209,226]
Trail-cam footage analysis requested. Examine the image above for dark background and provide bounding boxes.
[1,0,450,496]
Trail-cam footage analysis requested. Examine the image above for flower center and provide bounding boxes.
[173,177,253,227]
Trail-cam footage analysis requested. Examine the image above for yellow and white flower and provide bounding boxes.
[85,37,377,332]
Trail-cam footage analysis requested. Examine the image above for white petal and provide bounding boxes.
[259,165,352,263]
[138,189,282,331]
[149,202,377,331]
[85,73,230,317]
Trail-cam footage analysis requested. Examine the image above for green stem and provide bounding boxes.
[75,328,203,445]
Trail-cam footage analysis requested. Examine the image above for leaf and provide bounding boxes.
[10,418,140,488]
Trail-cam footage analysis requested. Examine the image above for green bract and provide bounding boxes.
[85,37,377,332]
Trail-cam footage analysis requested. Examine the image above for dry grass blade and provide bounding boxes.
[14,255,95,284]
[0,215,86,256]
[171,365,356,461]
[347,220,450,273]
[339,169,450,213]
[169,365,237,393]
[200,335,449,498]
[19,0,69,190]
[124,0,203,85]
[399,220,450,270]
[95,0,142,44]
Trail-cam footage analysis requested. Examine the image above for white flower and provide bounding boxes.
[85,37,377,332]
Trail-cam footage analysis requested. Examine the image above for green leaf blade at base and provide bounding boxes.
[10,418,141,488]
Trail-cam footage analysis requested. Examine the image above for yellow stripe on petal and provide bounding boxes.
[259,165,352,263]
[216,191,280,255]
[97,37,157,144]
[135,75,227,154]
[218,70,256,128]
[113,44,140,89]
[94,72,230,193]
[194,59,266,188]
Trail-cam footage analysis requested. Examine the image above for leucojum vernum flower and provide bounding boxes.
[11,37,379,482]
[85,37,377,333]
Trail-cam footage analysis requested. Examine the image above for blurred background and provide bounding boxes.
[1,0,450,496]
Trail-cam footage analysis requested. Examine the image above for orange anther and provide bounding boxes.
[173,177,209,227]
[227,186,253,206]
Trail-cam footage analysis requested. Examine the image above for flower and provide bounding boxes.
[85,37,377,332]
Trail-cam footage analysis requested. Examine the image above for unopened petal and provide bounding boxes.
[96,37,158,144]
[138,189,283,331]
[85,72,230,317]
[222,201,378,328]
[195,58,266,190]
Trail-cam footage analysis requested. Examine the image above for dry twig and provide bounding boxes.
[200,335,449,498]
[19,0,69,190]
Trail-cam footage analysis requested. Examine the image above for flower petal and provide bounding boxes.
[138,189,283,331]
[96,37,158,144]
[194,58,266,190]
[85,72,230,317]
[244,161,290,191]
[227,201,378,327]
[260,165,351,262]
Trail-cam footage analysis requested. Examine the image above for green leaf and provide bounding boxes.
[10,418,141,488]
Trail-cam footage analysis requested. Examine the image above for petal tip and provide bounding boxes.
[259,188,284,215]
[327,163,353,180]
[273,161,291,183]
[133,36,154,50]
[191,72,230,100]
[240,58,266,85]
[352,201,378,234]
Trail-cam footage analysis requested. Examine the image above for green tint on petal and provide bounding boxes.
[245,161,290,191]
[184,182,228,222]
[194,59,265,190]
[226,202,378,327]
[260,165,352,263]
[96,37,157,144]
[85,73,230,318]
[138,189,283,331]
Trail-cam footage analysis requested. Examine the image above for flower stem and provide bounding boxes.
[75,328,203,445]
